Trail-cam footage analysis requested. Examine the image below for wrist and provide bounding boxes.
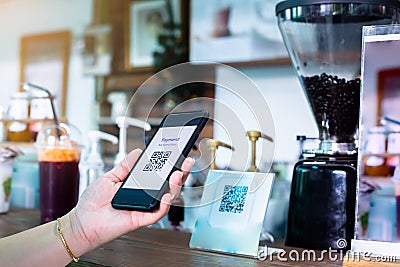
[60,208,94,258]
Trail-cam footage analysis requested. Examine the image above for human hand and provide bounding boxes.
[68,149,194,251]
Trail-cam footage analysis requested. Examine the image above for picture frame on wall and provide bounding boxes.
[377,67,400,123]
[124,0,183,72]
[189,0,290,67]
[20,30,71,117]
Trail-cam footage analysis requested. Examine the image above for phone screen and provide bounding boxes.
[122,125,197,190]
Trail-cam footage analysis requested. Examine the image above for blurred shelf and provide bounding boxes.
[363,153,400,158]
[105,72,155,93]
[97,116,162,126]
[362,175,392,180]
[0,119,53,123]
[361,176,394,187]
[0,141,36,152]
[0,117,67,123]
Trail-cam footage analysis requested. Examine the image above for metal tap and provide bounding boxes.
[246,130,273,172]
[206,139,234,170]
[114,116,151,166]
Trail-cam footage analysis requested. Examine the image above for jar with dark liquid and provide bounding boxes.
[36,123,81,223]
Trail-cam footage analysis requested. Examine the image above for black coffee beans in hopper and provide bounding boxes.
[302,73,361,143]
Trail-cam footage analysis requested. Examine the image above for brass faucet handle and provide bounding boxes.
[260,133,273,143]
[215,140,235,151]
[206,139,217,150]
[206,139,235,151]
[246,131,273,172]
[206,139,234,170]
[246,130,273,142]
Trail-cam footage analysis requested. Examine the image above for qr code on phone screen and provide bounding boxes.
[143,151,172,172]
[218,185,249,214]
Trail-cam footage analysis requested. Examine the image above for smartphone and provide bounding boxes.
[111,110,209,212]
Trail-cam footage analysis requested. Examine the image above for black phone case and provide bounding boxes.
[111,110,209,212]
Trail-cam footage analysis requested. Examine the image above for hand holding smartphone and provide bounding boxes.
[112,110,209,212]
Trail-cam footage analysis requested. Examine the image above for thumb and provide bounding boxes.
[104,149,142,182]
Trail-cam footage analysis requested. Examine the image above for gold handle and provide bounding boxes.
[206,139,234,170]
[246,131,273,172]
[246,131,273,142]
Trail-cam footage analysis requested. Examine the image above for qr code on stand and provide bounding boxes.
[143,151,172,172]
[218,185,249,214]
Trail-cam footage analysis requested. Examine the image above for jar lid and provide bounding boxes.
[368,126,387,134]
[10,91,29,100]
[35,122,82,149]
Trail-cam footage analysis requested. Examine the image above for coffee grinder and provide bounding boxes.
[275,0,400,250]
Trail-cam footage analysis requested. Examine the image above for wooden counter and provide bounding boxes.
[0,209,345,267]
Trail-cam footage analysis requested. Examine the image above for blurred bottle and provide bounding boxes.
[114,116,151,167]
[211,0,232,38]
[107,92,127,119]
[79,130,118,196]
[168,189,185,231]
[392,166,400,241]
[364,126,389,177]
[0,105,6,142]
[367,186,396,242]
[387,131,400,176]
[29,89,54,141]
[10,152,39,209]
[0,145,22,213]
[7,92,31,142]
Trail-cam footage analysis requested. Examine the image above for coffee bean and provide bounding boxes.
[302,73,360,143]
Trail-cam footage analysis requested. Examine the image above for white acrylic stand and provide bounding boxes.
[189,170,283,258]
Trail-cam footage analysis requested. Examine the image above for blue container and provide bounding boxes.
[11,152,39,209]
[367,186,396,242]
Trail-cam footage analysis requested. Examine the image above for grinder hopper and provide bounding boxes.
[276,0,400,154]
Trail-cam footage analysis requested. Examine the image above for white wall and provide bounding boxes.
[0,0,95,138]
[214,65,318,164]
[243,66,318,162]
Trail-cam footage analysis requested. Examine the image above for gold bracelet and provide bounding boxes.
[56,217,79,263]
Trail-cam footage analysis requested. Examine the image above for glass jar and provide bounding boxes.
[364,126,389,177]
[387,131,400,176]
[7,92,31,142]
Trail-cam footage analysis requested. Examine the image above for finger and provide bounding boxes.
[158,193,173,216]
[139,193,173,227]
[180,157,195,184]
[167,158,194,197]
[104,149,142,182]
[169,171,184,197]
